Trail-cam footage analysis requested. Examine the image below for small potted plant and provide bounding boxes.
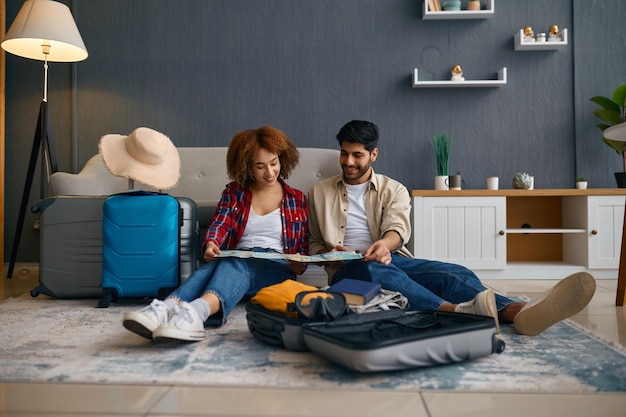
[467,0,481,11]
[576,176,588,189]
[432,133,450,190]
[590,84,626,187]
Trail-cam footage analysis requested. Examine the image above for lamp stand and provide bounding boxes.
[6,100,57,278]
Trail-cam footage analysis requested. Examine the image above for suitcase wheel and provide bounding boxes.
[492,336,506,354]
[97,295,111,308]
[97,289,116,308]
[30,287,40,298]
[158,287,177,299]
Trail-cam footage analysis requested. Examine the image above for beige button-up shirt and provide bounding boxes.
[307,170,413,260]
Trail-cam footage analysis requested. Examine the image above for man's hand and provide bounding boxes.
[286,261,307,275]
[363,240,392,265]
[203,241,222,261]
[330,244,349,252]
[318,245,351,267]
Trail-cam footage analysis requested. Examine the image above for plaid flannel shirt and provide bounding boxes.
[202,179,308,255]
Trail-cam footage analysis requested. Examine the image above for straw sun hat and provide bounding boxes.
[99,127,181,190]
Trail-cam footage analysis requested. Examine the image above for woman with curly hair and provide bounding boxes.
[123,126,308,342]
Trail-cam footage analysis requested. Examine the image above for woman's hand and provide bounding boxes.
[203,241,222,262]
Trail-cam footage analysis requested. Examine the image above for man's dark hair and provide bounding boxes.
[336,120,379,152]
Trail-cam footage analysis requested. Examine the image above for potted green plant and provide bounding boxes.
[576,176,587,189]
[432,133,450,190]
[590,83,626,187]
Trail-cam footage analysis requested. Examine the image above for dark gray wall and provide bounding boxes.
[4,0,626,262]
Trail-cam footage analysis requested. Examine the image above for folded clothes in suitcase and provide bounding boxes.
[99,191,181,307]
[302,309,505,373]
[30,196,107,298]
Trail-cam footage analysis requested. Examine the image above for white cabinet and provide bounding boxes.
[414,196,506,269]
[583,196,625,269]
[411,190,626,279]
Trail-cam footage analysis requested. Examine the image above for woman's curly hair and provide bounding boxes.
[226,126,300,188]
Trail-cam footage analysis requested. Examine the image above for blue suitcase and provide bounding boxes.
[99,191,180,307]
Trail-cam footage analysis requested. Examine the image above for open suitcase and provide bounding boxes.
[99,191,181,307]
[31,196,106,298]
[245,302,313,351]
[301,309,505,373]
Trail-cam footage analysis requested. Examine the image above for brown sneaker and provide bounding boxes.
[514,272,596,336]
[455,289,500,333]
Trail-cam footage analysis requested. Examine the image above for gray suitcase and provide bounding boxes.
[302,310,505,373]
[31,195,200,298]
[176,197,200,283]
[31,196,106,298]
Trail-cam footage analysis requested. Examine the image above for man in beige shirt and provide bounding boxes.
[307,120,596,336]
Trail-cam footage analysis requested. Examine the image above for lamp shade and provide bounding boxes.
[1,0,88,62]
[604,123,626,143]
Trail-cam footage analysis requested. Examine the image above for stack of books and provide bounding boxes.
[328,278,381,305]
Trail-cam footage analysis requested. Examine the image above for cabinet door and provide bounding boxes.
[419,197,506,269]
[587,196,625,269]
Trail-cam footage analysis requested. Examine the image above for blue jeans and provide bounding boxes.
[332,254,513,311]
[168,248,295,326]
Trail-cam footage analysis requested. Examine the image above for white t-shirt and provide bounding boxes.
[236,207,284,252]
[343,182,373,252]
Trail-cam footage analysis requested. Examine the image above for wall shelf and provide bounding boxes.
[514,28,568,51]
[507,228,586,234]
[412,67,507,88]
[423,0,494,20]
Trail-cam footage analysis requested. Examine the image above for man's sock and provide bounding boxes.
[190,298,212,322]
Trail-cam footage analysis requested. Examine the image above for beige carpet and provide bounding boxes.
[1,295,625,393]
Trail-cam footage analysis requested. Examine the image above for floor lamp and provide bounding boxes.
[2,0,88,278]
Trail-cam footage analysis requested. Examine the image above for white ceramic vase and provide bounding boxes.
[435,176,449,190]
[467,1,481,11]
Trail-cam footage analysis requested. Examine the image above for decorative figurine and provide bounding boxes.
[451,64,465,81]
[548,24,561,41]
[523,26,535,42]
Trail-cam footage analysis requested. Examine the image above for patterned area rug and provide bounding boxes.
[1,295,625,393]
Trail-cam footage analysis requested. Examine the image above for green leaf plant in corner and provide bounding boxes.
[432,133,450,176]
[590,83,626,172]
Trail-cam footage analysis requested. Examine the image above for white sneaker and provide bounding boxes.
[514,272,596,336]
[123,299,172,340]
[152,302,206,343]
[455,289,500,333]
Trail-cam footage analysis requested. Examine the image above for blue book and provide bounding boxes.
[328,278,381,305]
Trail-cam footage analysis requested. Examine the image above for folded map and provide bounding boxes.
[215,250,363,263]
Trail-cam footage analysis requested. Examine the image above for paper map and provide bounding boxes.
[214,250,363,263]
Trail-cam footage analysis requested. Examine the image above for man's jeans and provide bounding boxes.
[333,254,513,311]
[168,248,295,326]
